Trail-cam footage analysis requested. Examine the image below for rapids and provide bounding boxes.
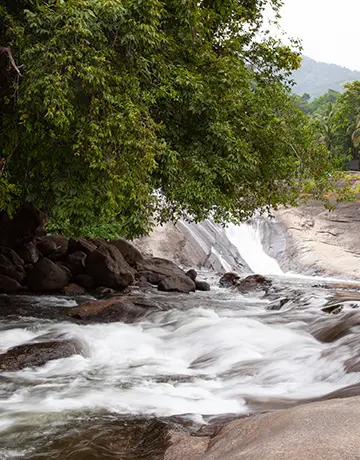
[1,220,360,458]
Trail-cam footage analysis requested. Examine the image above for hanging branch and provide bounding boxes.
[0,46,22,76]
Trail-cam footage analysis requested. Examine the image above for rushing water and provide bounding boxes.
[1,223,360,458]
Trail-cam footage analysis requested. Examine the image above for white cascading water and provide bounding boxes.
[225,221,284,275]
[1,219,360,458]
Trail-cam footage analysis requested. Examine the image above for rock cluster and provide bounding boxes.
[0,205,210,295]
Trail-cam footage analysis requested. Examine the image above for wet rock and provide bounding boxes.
[0,246,24,266]
[0,274,22,293]
[110,238,144,267]
[158,276,196,294]
[62,283,87,296]
[237,274,272,293]
[186,269,198,281]
[136,258,188,285]
[0,338,84,372]
[266,297,290,311]
[219,272,240,288]
[195,280,211,291]
[137,275,154,290]
[94,286,116,298]
[0,262,25,283]
[74,273,94,290]
[86,244,134,290]
[66,296,148,323]
[311,314,360,343]
[322,305,343,314]
[16,242,40,264]
[66,251,87,276]
[27,258,68,292]
[68,238,97,256]
[189,396,360,460]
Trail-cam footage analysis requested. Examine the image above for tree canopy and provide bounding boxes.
[0,0,334,238]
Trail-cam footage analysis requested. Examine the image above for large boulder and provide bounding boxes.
[0,262,25,283]
[16,241,40,264]
[236,274,271,293]
[66,251,87,276]
[136,258,188,285]
[66,296,148,323]
[68,238,97,256]
[158,276,196,294]
[27,258,68,292]
[0,246,24,266]
[110,238,144,267]
[36,235,68,260]
[0,338,84,372]
[0,274,22,293]
[74,274,94,290]
[85,244,134,290]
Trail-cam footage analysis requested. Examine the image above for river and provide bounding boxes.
[1,221,360,458]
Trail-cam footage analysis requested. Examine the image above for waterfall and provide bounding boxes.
[225,221,284,275]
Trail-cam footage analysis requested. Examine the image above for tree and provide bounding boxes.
[0,0,334,238]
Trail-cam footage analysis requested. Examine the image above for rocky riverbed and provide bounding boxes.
[2,203,360,459]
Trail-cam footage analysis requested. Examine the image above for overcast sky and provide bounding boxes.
[277,0,360,70]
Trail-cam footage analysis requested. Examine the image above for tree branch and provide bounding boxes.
[0,46,22,76]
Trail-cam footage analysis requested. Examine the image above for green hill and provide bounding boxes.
[293,56,360,99]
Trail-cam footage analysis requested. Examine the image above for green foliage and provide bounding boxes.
[0,0,335,238]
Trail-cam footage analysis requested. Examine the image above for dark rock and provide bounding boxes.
[0,246,24,266]
[110,238,144,267]
[0,274,22,293]
[0,263,25,283]
[56,262,72,280]
[62,283,87,296]
[237,274,272,293]
[186,269,198,281]
[0,254,11,266]
[27,258,68,292]
[158,276,196,294]
[219,272,240,288]
[88,237,107,248]
[94,286,116,298]
[85,244,134,290]
[0,338,84,372]
[195,280,211,291]
[0,203,46,248]
[136,258,188,285]
[16,242,40,264]
[66,251,87,276]
[66,297,148,323]
[74,274,94,290]
[47,235,69,260]
[36,237,57,256]
[266,297,290,311]
[68,238,97,256]
[36,235,68,260]
[137,275,154,291]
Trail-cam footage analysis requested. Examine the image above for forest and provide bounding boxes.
[0,0,358,239]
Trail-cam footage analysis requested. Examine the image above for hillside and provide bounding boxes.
[293,56,360,98]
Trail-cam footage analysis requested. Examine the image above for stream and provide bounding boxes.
[1,222,360,458]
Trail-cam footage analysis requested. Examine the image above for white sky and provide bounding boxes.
[277,0,360,70]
